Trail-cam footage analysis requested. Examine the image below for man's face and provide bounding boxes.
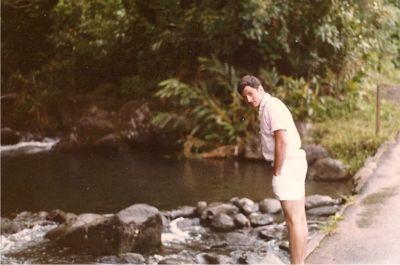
[242,85,263,108]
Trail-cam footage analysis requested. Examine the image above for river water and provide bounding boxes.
[1,149,351,217]
[1,140,351,263]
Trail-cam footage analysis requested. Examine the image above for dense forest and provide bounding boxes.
[2,0,400,147]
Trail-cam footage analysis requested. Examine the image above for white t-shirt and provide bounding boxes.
[258,93,302,161]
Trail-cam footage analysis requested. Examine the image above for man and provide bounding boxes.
[237,75,308,265]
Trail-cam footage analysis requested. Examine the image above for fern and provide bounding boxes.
[153,57,257,146]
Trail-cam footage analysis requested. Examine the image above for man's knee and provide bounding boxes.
[281,201,306,226]
[284,213,304,227]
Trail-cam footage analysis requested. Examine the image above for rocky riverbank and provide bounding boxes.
[1,194,344,264]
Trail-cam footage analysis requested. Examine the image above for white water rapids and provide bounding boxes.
[0,138,59,156]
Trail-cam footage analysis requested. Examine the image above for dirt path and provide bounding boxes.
[306,132,400,264]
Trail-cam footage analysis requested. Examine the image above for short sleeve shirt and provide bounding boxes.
[258,93,302,161]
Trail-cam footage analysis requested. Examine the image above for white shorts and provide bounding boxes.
[272,150,307,201]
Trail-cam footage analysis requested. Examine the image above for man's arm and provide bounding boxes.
[273,129,287,176]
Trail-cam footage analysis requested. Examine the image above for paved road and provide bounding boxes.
[306,133,400,264]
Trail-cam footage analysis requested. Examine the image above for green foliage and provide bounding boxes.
[312,96,400,174]
[153,57,257,145]
[259,69,366,121]
[2,0,400,145]
[319,213,344,235]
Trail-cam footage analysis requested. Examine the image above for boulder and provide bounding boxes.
[195,253,234,264]
[303,144,329,165]
[1,127,21,145]
[46,209,77,224]
[223,231,258,247]
[118,101,157,146]
[46,204,162,255]
[159,257,194,264]
[1,218,25,235]
[308,158,348,181]
[259,198,282,214]
[201,145,239,159]
[162,206,197,220]
[259,230,277,241]
[78,114,115,143]
[237,250,286,264]
[305,195,340,209]
[200,203,239,223]
[97,253,146,264]
[232,198,258,215]
[94,133,129,153]
[249,213,274,227]
[210,213,235,232]
[196,201,207,216]
[306,206,339,217]
[115,204,163,253]
[233,213,250,228]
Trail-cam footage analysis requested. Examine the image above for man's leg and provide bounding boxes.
[281,198,308,265]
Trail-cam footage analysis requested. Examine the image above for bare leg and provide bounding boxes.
[281,198,308,264]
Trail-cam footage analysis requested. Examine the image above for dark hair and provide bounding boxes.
[237,75,262,95]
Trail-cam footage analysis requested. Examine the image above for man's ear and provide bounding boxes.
[257,85,264,93]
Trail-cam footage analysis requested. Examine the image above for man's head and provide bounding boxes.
[237,75,265,108]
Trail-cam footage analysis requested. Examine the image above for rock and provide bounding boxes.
[259,198,282,214]
[306,206,339,216]
[119,253,146,264]
[162,206,197,220]
[1,127,21,145]
[259,230,277,241]
[116,204,163,253]
[238,250,286,264]
[98,253,146,264]
[308,158,348,181]
[201,145,238,159]
[46,204,162,255]
[94,133,129,153]
[53,132,87,152]
[196,201,207,216]
[175,217,201,230]
[305,195,339,209]
[54,97,168,152]
[118,101,157,146]
[249,213,274,227]
[279,241,290,253]
[158,257,194,264]
[223,231,257,247]
[210,213,235,231]
[251,223,286,240]
[46,209,69,224]
[12,211,51,228]
[45,213,115,248]
[295,121,313,140]
[78,114,115,143]
[232,198,258,215]
[97,255,122,264]
[200,203,239,223]
[195,253,234,264]
[233,213,250,228]
[303,144,329,165]
[1,218,24,234]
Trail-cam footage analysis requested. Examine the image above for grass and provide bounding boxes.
[310,93,400,175]
[318,213,344,235]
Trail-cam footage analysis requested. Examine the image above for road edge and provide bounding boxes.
[305,133,399,258]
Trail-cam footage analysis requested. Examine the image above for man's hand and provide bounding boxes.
[273,129,287,176]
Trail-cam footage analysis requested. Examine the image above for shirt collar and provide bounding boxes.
[258,92,270,113]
